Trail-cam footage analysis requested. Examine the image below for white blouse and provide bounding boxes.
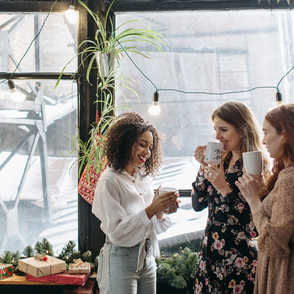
[92,166,172,272]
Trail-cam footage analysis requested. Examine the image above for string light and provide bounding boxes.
[276,90,282,105]
[8,80,26,102]
[0,0,57,87]
[149,92,161,115]
[1,5,294,108]
[123,48,294,110]
[66,0,77,24]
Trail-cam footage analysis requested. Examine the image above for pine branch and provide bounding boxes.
[57,240,76,260]
[23,245,34,257]
[81,250,92,263]
[34,241,43,254]
[41,238,53,256]
[156,247,198,289]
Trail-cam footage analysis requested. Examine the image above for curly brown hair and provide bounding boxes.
[104,112,163,177]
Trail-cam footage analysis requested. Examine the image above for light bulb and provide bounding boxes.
[149,92,161,115]
[8,80,26,102]
[11,89,26,102]
[276,91,282,106]
[149,101,161,115]
[66,5,77,24]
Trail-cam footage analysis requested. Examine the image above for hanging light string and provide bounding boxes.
[1,6,293,98]
[122,40,293,97]
[0,0,58,85]
[276,65,294,90]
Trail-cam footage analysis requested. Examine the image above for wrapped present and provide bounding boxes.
[68,259,91,274]
[26,270,91,286]
[0,263,13,280]
[18,255,66,278]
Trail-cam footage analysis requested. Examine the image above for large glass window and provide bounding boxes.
[116,10,294,255]
[0,13,78,253]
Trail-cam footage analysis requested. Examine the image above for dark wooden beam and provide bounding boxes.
[1,0,293,12]
[111,0,294,11]
[77,0,106,258]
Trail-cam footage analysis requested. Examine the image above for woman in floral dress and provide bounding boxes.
[192,101,269,294]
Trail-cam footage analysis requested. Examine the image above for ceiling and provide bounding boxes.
[0,0,293,12]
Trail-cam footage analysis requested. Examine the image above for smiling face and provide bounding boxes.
[262,119,285,159]
[125,130,153,175]
[213,116,243,154]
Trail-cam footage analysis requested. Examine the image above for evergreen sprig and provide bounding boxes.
[156,247,198,289]
[81,250,92,263]
[0,250,20,266]
[34,238,53,256]
[0,250,23,275]
[57,240,76,260]
[0,239,97,276]
[23,245,34,257]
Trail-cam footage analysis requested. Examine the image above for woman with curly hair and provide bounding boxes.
[236,103,294,294]
[92,112,178,294]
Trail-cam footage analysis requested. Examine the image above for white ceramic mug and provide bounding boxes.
[242,150,263,176]
[205,142,224,165]
[159,186,177,212]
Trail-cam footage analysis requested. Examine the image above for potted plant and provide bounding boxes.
[56,0,165,178]
[156,247,198,294]
[65,94,118,179]
[56,0,165,89]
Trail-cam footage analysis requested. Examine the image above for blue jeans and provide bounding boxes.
[97,239,156,294]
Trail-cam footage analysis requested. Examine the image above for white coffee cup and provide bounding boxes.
[242,150,263,176]
[205,142,224,165]
[159,186,177,212]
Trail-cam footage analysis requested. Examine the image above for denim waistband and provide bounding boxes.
[105,235,150,247]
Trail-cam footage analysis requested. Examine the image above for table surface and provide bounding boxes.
[0,274,97,294]
[0,274,64,285]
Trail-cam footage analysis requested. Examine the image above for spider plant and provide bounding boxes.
[57,0,165,179]
[65,92,131,178]
[56,0,165,89]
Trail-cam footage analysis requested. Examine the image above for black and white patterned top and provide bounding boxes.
[192,157,258,294]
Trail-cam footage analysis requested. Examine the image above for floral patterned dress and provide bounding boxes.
[191,158,258,294]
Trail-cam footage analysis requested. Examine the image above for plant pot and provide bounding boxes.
[95,52,116,78]
[156,278,194,294]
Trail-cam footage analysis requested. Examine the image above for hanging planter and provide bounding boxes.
[95,52,116,78]
[54,0,165,181]
[76,0,164,87]
[56,0,165,90]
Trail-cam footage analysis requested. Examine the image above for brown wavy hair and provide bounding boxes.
[104,112,163,177]
[211,100,270,198]
[261,103,294,197]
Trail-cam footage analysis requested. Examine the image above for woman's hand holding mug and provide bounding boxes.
[194,145,208,169]
[235,169,262,214]
[147,187,178,219]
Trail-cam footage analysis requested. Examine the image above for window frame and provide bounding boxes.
[1,0,293,258]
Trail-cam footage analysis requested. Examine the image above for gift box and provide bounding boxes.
[26,270,91,286]
[0,263,13,280]
[68,259,91,274]
[18,256,66,278]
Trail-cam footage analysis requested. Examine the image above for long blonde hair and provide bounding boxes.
[212,101,270,196]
